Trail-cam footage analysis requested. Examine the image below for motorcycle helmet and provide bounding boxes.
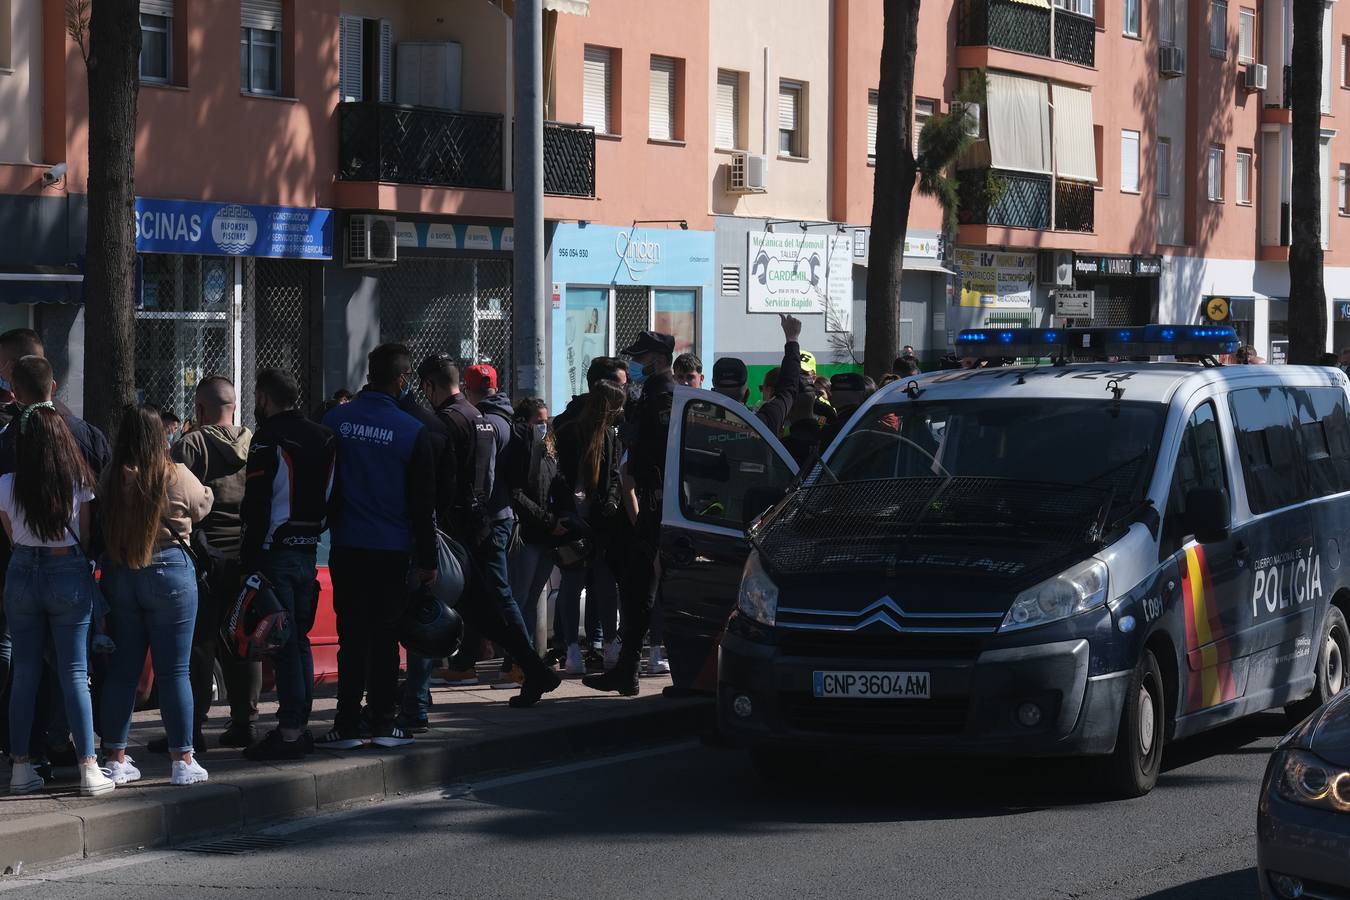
[399,587,465,658]
[222,573,293,660]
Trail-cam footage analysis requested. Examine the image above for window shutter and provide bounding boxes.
[1156,139,1171,195]
[715,70,738,148]
[583,47,611,133]
[1120,131,1139,192]
[778,83,799,133]
[140,0,174,17]
[378,19,393,103]
[340,16,363,102]
[649,56,675,141]
[867,92,878,159]
[241,0,283,31]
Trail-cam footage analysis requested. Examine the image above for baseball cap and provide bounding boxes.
[798,350,817,374]
[620,331,676,357]
[712,357,748,391]
[463,364,498,393]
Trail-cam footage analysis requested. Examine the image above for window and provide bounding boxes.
[1162,402,1228,556]
[1123,0,1140,36]
[1210,0,1228,55]
[583,46,613,134]
[1239,7,1255,62]
[679,400,795,530]
[778,80,804,157]
[1291,387,1350,498]
[564,288,610,397]
[1054,0,1094,16]
[714,69,741,149]
[1160,0,1176,45]
[655,290,697,355]
[1207,145,1224,201]
[1157,137,1171,196]
[1120,130,1140,192]
[915,97,935,140]
[0,0,9,69]
[1342,36,1349,88]
[1340,163,1349,214]
[1227,387,1350,513]
[868,91,878,162]
[239,0,282,95]
[648,55,677,141]
[139,1,173,83]
[339,16,392,103]
[1236,149,1252,205]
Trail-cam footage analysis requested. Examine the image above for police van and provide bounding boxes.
[660,325,1350,797]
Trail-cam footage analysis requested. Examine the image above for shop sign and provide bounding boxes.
[902,236,941,258]
[395,222,419,248]
[1269,340,1289,365]
[134,197,332,260]
[1203,296,1231,322]
[616,230,663,277]
[746,231,853,321]
[1335,300,1350,321]
[953,249,1034,309]
[463,226,493,251]
[1135,256,1163,276]
[1054,290,1094,318]
[1073,254,1163,277]
[426,224,457,249]
[852,229,868,259]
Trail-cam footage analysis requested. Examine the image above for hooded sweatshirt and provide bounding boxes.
[172,424,252,558]
[475,391,517,524]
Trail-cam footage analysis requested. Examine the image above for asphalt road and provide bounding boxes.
[0,712,1288,900]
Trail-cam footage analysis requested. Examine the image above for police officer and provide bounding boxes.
[584,331,675,697]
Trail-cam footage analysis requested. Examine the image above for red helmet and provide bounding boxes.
[221,573,292,660]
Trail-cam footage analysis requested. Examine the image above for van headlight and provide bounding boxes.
[1001,558,1109,632]
[738,549,779,626]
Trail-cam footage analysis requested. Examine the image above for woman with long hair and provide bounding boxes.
[2,402,114,796]
[99,404,213,786]
[507,397,562,668]
[551,380,625,675]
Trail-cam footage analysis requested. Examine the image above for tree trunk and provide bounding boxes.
[1288,0,1327,365]
[864,0,921,381]
[83,1,140,438]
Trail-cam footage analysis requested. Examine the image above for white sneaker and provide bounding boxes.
[564,644,585,676]
[106,757,142,785]
[603,637,623,671]
[170,758,209,786]
[9,761,43,795]
[648,646,671,676]
[80,763,115,797]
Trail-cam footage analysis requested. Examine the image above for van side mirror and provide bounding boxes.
[1185,487,1231,544]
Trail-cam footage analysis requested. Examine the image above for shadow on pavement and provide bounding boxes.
[1134,867,1259,899]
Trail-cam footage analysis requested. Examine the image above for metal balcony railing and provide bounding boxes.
[339,101,504,190]
[1055,179,1095,232]
[958,0,1096,66]
[543,121,596,198]
[958,170,1052,230]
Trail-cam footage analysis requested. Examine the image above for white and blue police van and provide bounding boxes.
[659,325,1350,797]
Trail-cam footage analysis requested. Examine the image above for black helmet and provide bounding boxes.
[222,573,293,660]
[399,588,465,658]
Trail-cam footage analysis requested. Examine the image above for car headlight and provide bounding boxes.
[1274,749,1350,813]
[1001,558,1109,632]
[737,549,779,626]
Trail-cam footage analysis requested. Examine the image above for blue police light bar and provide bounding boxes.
[954,324,1240,360]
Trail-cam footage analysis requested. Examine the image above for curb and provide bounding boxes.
[0,699,712,876]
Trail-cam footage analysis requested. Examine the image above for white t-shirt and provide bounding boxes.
[0,473,94,548]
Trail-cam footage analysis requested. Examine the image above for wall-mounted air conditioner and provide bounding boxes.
[347,214,397,265]
[728,151,768,193]
[1038,249,1074,287]
[1159,46,1186,78]
[1244,63,1268,92]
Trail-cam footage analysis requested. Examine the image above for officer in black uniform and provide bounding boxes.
[584,331,676,697]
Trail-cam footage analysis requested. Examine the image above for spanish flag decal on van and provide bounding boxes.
[1182,545,1237,711]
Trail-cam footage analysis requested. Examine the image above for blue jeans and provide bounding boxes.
[571,553,619,649]
[261,548,318,731]
[5,547,98,759]
[100,546,198,753]
[508,540,554,648]
[401,653,436,722]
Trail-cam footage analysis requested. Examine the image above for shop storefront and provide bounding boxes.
[950,248,1046,336]
[549,222,714,413]
[1071,253,1163,326]
[134,197,332,427]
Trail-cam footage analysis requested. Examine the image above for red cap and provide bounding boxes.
[463,364,498,393]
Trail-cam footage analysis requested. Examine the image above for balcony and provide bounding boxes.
[338,102,597,198]
[957,169,1094,233]
[957,0,1095,67]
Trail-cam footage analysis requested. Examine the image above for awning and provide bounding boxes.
[855,254,956,276]
[1052,84,1097,182]
[490,0,589,17]
[987,73,1052,174]
[0,266,83,305]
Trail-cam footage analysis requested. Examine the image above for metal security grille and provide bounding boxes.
[134,255,234,421]
[1090,287,1151,327]
[614,286,650,356]
[376,257,513,393]
[241,258,311,428]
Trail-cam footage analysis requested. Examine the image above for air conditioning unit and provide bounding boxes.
[347,214,397,265]
[727,151,768,194]
[951,101,982,138]
[1159,45,1185,78]
[1038,249,1074,287]
[1244,63,1269,92]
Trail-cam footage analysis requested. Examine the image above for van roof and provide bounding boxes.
[874,362,1348,406]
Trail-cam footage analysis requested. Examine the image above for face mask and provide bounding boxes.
[628,361,649,384]
[398,380,413,401]
[534,423,548,440]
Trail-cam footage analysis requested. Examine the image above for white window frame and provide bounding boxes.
[1236,149,1252,205]
[583,46,613,135]
[714,69,742,150]
[648,55,677,142]
[1207,145,1225,201]
[1342,36,1349,89]
[778,80,805,159]
[1120,129,1140,193]
[1160,0,1176,45]
[1123,0,1140,37]
[139,11,172,84]
[915,97,935,142]
[1157,137,1171,197]
[1210,0,1228,55]
[1339,163,1349,215]
[1238,7,1256,63]
[867,90,878,163]
[240,26,281,95]
[1054,0,1095,17]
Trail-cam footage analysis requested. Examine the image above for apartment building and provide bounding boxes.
[1,0,1347,420]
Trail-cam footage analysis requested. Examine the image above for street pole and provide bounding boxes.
[512,0,546,399]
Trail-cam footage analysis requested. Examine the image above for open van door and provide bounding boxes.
[660,386,798,693]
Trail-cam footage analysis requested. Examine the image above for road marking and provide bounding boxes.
[0,851,177,891]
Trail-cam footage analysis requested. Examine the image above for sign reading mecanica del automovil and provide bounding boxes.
[746,231,853,329]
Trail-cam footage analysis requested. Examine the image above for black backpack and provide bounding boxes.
[500,418,539,496]
[442,404,497,538]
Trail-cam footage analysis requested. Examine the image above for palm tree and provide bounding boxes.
[1288,0,1328,364]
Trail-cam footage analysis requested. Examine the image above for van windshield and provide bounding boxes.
[820,398,1166,503]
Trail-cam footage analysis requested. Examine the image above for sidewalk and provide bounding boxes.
[0,665,710,875]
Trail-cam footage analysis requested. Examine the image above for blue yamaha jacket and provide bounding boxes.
[323,390,438,568]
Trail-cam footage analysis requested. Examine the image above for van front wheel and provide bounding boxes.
[1100,648,1165,799]
[1286,605,1349,724]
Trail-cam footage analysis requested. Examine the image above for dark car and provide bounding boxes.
[1258,676,1350,899]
